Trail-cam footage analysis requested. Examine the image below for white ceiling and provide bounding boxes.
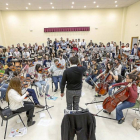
[0,0,139,10]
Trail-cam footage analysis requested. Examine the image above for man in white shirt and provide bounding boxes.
[23,48,30,59]
[78,39,81,48]
[81,39,86,49]
[58,54,66,66]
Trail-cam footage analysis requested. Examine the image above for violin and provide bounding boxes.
[38,68,49,74]
[57,63,64,69]
[29,63,34,67]
[95,65,116,96]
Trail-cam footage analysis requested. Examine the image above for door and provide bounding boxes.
[131,37,139,49]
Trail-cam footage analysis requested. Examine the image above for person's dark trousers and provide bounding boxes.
[52,75,62,90]
[27,88,39,104]
[66,89,81,110]
[112,53,115,59]
[0,84,9,99]
[13,101,34,121]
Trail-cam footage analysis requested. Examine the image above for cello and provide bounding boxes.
[95,64,116,96]
[103,73,139,113]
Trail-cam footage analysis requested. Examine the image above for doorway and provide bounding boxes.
[131,37,139,49]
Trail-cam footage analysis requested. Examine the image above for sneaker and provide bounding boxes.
[40,94,43,97]
[118,119,125,124]
[45,94,50,97]
[54,89,57,92]
[34,104,45,108]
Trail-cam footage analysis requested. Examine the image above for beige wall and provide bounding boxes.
[123,1,140,44]
[0,11,5,46]
[0,9,123,46]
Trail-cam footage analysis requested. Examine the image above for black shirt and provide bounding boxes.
[5,68,13,76]
[61,64,87,93]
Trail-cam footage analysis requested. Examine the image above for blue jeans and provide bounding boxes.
[27,88,39,104]
[52,75,62,89]
[35,81,50,95]
[85,75,98,86]
[0,84,9,99]
[108,83,116,96]
[116,101,135,120]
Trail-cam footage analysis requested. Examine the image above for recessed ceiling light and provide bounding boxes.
[115,5,118,7]
[71,6,73,8]
[6,3,8,5]
[115,1,117,3]
[72,2,74,4]
[39,7,41,9]
[50,2,53,5]
[26,7,28,9]
[97,5,99,8]
[6,7,8,9]
[93,1,96,4]
[28,3,31,5]
[52,7,54,9]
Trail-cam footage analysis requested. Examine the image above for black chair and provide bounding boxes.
[0,106,25,139]
[31,83,39,98]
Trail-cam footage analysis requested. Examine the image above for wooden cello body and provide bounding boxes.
[103,87,129,113]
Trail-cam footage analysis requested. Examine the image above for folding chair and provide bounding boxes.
[0,106,25,139]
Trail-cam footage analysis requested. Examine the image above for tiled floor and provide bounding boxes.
[0,80,140,140]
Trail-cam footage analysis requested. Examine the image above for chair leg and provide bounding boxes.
[124,109,128,119]
[4,120,8,139]
[36,87,39,98]
[52,82,53,92]
[18,115,25,127]
[1,119,3,126]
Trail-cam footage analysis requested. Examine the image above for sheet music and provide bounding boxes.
[28,66,35,74]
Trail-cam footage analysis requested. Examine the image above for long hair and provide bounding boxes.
[105,62,113,73]
[6,77,22,102]
[35,64,42,72]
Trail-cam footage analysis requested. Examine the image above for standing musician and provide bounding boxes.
[6,77,35,127]
[108,74,138,124]
[61,56,87,110]
[35,64,50,97]
[131,43,139,55]
[13,71,45,108]
[48,59,64,92]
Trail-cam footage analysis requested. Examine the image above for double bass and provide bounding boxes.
[95,64,116,96]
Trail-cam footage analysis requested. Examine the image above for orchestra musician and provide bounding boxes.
[108,74,138,124]
[6,77,35,127]
[13,48,21,59]
[13,71,45,108]
[48,59,64,92]
[35,64,50,97]
[23,48,30,59]
[5,62,14,77]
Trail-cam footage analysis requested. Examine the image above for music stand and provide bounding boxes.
[36,94,54,119]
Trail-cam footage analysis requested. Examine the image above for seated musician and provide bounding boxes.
[97,62,122,96]
[5,49,12,63]
[58,54,66,67]
[13,71,44,108]
[123,43,130,56]
[131,43,140,55]
[48,59,64,92]
[0,48,5,65]
[85,59,100,92]
[114,58,122,75]
[93,44,99,54]
[13,48,21,59]
[43,55,51,68]
[23,48,30,59]
[35,64,50,97]
[0,75,9,100]
[5,62,13,77]
[6,77,35,127]
[108,74,138,124]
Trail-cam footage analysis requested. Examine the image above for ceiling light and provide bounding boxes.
[26,7,28,9]
[93,1,96,4]
[72,2,74,4]
[50,2,53,5]
[115,5,118,7]
[84,6,86,8]
[52,7,54,9]
[115,1,117,3]
[39,7,41,9]
[71,6,73,8]
[97,5,99,8]
[28,3,31,5]
[6,7,8,9]
[6,3,8,5]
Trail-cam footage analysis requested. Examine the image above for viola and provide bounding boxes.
[95,65,116,96]
[57,63,64,69]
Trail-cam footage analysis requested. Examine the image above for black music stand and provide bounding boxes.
[36,94,54,119]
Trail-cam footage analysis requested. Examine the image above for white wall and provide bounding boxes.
[0,11,5,46]
[124,1,140,44]
[0,9,123,46]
